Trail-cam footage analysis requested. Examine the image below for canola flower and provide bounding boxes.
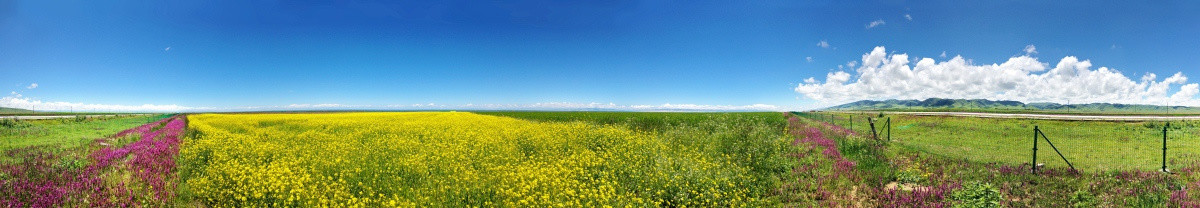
[180,112,776,207]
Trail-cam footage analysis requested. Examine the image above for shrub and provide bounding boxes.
[1,119,22,128]
[951,181,1002,208]
[1069,190,1097,208]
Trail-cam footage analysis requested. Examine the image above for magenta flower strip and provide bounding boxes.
[0,115,187,207]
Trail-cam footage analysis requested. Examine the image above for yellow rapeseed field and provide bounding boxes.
[180,112,771,207]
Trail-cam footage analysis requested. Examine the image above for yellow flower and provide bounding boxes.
[181,112,765,207]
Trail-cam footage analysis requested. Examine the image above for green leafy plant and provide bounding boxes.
[895,161,928,184]
[952,181,1002,208]
[1069,190,1097,208]
[0,119,26,128]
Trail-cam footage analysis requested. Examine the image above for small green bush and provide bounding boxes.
[1069,190,1097,208]
[1,119,26,128]
[952,181,1002,208]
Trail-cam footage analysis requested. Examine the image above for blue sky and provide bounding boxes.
[2,1,1199,112]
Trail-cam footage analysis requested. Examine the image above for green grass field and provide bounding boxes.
[786,112,1200,206]
[0,115,159,153]
[806,112,1200,172]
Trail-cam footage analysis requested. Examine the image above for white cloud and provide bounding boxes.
[817,40,831,48]
[0,96,197,112]
[806,56,814,62]
[26,83,37,89]
[826,71,851,84]
[804,77,817,84]
[940,51,947,58]
[1024,45,1037,55]
[794,46,1200,107]
[164,47,171,51]
[904,14,912,21]
[866,19,886,29]
[846,61,858,68]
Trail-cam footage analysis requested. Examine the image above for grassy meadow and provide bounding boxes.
[786,112,1200,206]
[803,112,1200,172]
[179,112,794,207]
[0,115,161,158]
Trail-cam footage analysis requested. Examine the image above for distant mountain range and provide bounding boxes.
[825,98,1200,114]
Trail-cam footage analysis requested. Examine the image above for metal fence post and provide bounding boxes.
[1037,128,1076,171]
[1163,122,1169,172]
[1032,126,1038,174]
[886,117,891,141]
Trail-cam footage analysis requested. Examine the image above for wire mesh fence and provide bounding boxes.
[793,111,1200,172]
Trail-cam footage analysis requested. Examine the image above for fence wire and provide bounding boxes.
[793,111,1200,172]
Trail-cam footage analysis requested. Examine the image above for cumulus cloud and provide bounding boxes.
[806,57,814,62]
[817,40,831,48]
[794,46,1200,107]
[866,19,886,29]
[904,14,912,21]
[940,51,947,58]
[1024,45,1037,55]
[26,83,37,89]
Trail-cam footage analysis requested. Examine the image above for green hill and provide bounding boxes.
[825,98,1200,114]
[0,107,35,114]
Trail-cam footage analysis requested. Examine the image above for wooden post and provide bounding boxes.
[869,118,878,140]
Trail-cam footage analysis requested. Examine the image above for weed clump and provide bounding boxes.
[951,181,1002,208]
